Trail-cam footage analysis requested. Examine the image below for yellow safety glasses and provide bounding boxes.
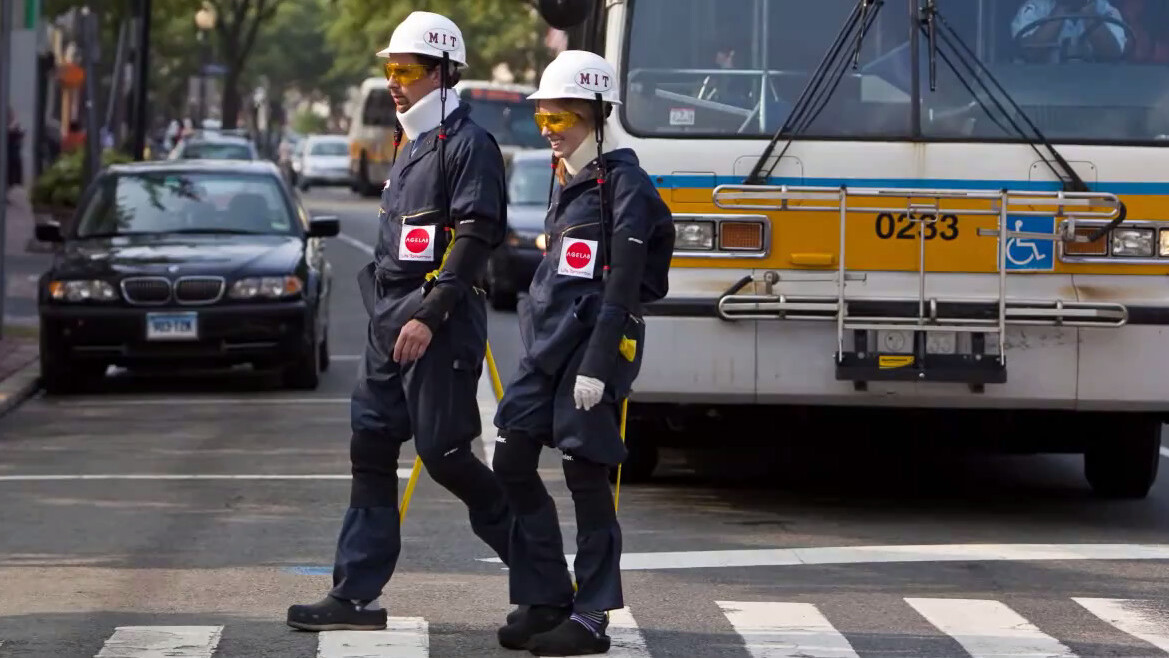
[383,62,429,85]
[534,111,581,133]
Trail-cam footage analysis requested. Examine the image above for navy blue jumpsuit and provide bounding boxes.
[492,148,675,613]
[331,103,513,602]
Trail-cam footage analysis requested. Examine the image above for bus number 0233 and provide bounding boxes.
[875,213,959,241]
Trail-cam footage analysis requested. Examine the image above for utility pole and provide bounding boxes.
[0,0,14,340]
[130,0,150,160]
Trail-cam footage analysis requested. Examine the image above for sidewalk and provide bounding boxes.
[0,186,48,418]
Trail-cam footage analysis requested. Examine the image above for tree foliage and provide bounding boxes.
[324,0,548,84]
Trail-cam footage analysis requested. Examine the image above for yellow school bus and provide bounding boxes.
[537,0,1169,497]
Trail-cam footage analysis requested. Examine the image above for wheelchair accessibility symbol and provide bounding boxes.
[1005,215,1055,271]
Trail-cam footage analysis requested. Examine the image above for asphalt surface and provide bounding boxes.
[3,187,1169,657]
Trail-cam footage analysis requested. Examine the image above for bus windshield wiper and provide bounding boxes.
[919,2,1129,239]
[745,0,885,185]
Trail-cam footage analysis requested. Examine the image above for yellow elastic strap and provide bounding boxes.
[424,228,457,282]
[619,336,637,362]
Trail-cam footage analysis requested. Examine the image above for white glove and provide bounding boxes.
[573,375,605,410]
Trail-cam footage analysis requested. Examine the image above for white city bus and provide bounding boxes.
[536,0,1169,496]
[347,77,542,196]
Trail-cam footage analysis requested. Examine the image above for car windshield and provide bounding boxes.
[75,172,297,238]
[460,89,546,148]
[623,0,1169,143]
[508,158,554,205]
[309,140,348,156]
[181,141,253,159]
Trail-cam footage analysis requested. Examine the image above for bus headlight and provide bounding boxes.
[675,220,714,250]
[1159,229,1169,257]
[1111,228,1155,257]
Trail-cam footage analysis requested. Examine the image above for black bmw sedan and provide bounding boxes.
[35,160,339,393]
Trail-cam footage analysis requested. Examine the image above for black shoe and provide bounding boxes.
[527,616,611,656]
[498,604,571,650]
[507,605,530,624]
[286,595,387,631]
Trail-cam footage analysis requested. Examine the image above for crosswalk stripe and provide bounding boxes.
[905,598,1076,658]
[607,607,651,657]
[1073,597,1169,652]
[717,601,861,658]
[317,618,428,658]
[94,626,223,658]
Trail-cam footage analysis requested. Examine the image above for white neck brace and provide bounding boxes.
[397,87,460,141]
[563,134,613,178]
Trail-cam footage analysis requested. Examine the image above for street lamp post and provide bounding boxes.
[194,4,216,128]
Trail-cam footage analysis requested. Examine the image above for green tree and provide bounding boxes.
[324,0,549,86]
[204,0,288,128]
[246,0,364,110]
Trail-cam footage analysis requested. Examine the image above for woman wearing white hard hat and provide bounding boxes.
[491,50,676,655]
[288,10,515,633]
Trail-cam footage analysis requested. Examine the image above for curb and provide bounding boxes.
[0,360,41,419]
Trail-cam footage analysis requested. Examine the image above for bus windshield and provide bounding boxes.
[623,0,1169,144]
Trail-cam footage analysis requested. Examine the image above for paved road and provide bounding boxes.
[3,187,1169,657]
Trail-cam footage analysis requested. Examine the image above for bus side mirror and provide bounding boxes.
[537,0,594,29]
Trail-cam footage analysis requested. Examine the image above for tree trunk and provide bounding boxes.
[221,69,242,129]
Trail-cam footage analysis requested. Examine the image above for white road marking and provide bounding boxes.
[94,626,223,658]
[480,543,1169,570]
[717,601,860,658]
[906,598,1075,658]
[317,618,428,658]
[1159,446,1169,459]
[607,607,652,657]
[336,232,375,256]
[0,471,411,481]
[1074,597,1169,652]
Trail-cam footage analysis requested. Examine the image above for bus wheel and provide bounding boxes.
[1084,415,1161,499]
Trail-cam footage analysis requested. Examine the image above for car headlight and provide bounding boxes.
[229,276,304,299]
[49,279,118,302]
[507,230,542,248]
[675,220,715,250]
[1111,228,1155,257]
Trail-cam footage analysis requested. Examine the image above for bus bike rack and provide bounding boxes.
[709,184,1129,389]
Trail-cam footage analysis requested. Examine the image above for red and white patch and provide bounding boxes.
[557,237,598,279]
[399,225,436,261]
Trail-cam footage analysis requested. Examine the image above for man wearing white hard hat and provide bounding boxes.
[490,50,675,655]
[287,10,513,632]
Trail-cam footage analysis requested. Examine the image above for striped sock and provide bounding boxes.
[569,611,607,636]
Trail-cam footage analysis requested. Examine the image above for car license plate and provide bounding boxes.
[146,312,198,341]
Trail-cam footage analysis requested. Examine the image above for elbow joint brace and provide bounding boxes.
[602,229,649,314]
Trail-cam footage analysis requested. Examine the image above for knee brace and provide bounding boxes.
[562,455,616,532]
[492,430,551,514]
[350,431,402,508]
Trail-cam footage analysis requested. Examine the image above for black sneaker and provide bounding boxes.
[498,604,571,650]
[527,616,611,656]
[507,605,530,624]
[286,595,388,631]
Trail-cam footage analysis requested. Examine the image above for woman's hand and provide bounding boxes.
[573,375,605,410]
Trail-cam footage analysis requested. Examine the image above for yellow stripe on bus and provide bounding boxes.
[664,189,1169,275]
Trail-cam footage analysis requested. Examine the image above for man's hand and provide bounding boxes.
[393,319,433,364]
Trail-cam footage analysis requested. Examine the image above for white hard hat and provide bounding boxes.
[375,11,467,67]
[528,50,621,105]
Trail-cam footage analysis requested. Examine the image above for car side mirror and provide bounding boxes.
[538,0,594,29]
[35,221,63,243]
[308,215,340,238]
